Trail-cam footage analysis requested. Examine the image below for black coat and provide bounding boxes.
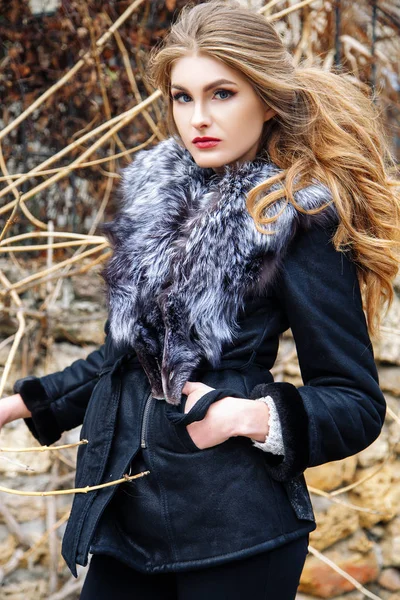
[14,223,386,577]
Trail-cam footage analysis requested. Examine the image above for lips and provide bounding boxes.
[192,137,221,149]
[192,137,221,143]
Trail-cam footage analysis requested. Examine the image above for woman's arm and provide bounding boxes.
[245,223,386,482]
[9,321,109,446]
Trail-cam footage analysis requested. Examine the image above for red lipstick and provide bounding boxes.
[192,136,221,149]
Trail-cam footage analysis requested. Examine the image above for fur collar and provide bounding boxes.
[102,136,335,404]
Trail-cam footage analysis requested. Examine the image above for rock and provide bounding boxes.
[374,295,400,365]
[348,530,374,554]
[305,456,358,492]
[19,518,46,543]
[45,341,99,373]
[0,421,52,474]
[379,367,400,397]
[369,525,386,540]
[389,422,400,456]
[381,517,400,567]
[0,495,46,524]
[53,309,106,345]
[357,431,389,468]
[310,503,359,551]
[1,572,48,599]
[70,271,105,302]
[379,568,400,591]
[299,539,380,598]
[349,462,400,528]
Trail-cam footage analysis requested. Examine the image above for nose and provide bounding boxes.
[190,101,212,129]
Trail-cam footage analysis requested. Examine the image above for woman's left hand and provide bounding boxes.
[181,381,245,450]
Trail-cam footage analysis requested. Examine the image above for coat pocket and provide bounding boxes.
[164,387,244,453]
[172,421,202,452]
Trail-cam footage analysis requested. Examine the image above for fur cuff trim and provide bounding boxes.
[251,395,285,456]
[13,376,62,446]
[250,382,309,482]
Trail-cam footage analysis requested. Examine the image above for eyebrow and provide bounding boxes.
[170,78,238,92]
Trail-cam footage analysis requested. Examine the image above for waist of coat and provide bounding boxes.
[99,351,268,379]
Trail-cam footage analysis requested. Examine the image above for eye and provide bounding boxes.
[171,92,192,103]
[214,89,235,100]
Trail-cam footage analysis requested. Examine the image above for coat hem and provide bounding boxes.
[84,524,315,574]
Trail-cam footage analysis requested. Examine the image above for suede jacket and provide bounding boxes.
[13,138,386,577]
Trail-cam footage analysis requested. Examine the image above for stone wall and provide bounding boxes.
[0,263,399,598]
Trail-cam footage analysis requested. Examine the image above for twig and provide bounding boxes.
[0,439,89,453]
[266,0,318,22]
[0,549,25,584]
[0,135,157,181]
[47,577,85,600]
[109,18,163,141]
[47,461,59,594]
[387,404,400,425]
[0,142,23,242]
[10,250,111,296]
[330,450,395,496]
[0,497,32,546]
[0,270,25,397]
[308,545,383,600]
[23,509,70,563]
[258,0,283,15]
[0,92,160,218]
[0,240,107,252]
[308,486,384,515]
[0,105,159,211]
[0,454,35,471]
[0,232,105,246]
[0,140,46,233]
[86,7,126,155]
[0,0,146,143]
[0,469,150,496]
[0,242,109,295]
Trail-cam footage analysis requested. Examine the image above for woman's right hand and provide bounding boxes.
[0,394,32,430]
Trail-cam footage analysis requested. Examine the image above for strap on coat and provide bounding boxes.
[166,388,244,426]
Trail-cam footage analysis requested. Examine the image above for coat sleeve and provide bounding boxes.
[12,322,109,446]
[250,223,386,482]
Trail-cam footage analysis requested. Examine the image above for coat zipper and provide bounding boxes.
[141,393,153,449]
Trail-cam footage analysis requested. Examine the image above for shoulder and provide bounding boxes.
[275,217,361,306]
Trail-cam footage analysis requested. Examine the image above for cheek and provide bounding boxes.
[172,108,185,135]
[225,105,264,138]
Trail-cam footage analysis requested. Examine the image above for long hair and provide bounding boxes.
[147,0,400,337]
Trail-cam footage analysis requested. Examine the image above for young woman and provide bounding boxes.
[1,1,399,598]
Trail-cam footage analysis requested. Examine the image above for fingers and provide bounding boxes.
[182,381,198,395]
[182,381,215,396]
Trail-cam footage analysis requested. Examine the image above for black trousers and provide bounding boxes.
[80,535,309,600]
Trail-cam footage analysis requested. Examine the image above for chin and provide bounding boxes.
[191,154,229,170]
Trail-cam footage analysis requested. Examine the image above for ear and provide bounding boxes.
[264,106,277,122]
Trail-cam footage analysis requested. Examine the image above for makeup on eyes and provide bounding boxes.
[171,89,236,102]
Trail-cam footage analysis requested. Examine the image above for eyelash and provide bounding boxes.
[171,89,236,103]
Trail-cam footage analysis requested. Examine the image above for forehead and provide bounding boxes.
[170,53,246,88]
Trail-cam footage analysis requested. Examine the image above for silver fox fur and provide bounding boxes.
[102,136,336,404]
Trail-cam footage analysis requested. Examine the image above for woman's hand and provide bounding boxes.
[181,381,248,450]
[181,381,270,449]
[0,394,32,430]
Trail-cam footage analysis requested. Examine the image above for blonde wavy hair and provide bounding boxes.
[147,0,400,337]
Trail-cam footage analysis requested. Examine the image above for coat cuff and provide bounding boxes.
[251,395,285,456]
[249,382,309,482]
[13,376,62,446]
